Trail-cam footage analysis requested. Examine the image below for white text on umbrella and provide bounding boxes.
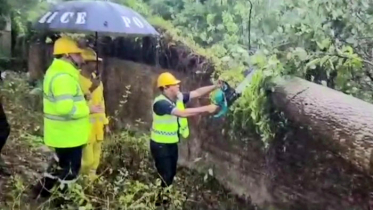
[39,12,147,29]
[39,12,87,25]
[122,16,145,28]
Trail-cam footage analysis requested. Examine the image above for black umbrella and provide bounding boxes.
[33,0,160,75]
[34,0,159,36]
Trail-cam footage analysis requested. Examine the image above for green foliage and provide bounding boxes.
[120,0,373,146]
[1,71,43,136]
[7,0,47,37]
[0,0,10,30]
[231,54,281,146]
[3,0,372,146]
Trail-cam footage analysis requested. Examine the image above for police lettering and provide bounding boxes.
[38,12,87,24]
[38,12,147,29]
[121,16,145,28]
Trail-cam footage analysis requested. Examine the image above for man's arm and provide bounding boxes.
[189,84,218,99]
[154,100,218,118]
[89,77,101,93]
[171,105,218,117]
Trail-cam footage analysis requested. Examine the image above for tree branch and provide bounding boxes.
[248,0,252,50]
[317,52,373,67]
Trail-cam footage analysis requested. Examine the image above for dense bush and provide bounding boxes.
[118,0,373,145]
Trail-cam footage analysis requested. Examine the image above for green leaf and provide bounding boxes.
[294,47,308,61]
[317,38,331,50]
[306,58,320,69]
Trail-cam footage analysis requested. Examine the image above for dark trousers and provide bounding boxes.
[150,140,178,187]
[0,102,10,153]
[35,145,83,197]
[54,146,83,180]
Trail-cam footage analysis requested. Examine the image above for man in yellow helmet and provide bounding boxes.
[79,48,109,180]
[151,72,219,205]
[33,37,103,198]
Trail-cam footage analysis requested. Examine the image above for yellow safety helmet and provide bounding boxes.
[53,36,84,55]
[157,72,180,88]
[82,47,102,62]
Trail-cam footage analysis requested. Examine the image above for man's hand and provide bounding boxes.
[216,80,224,89]
[171,103,220,118]
[84,94,92,101]
[206,104,219,113]
[190,83,221,99]
[90,105,104,114]
[89,77,101,92]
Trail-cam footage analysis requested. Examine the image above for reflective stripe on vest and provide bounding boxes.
[151,94,189,144]
[153,118,177,124]
[44,106,77,121]
[43,73,86,121]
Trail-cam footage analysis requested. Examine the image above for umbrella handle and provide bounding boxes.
[94,31,102,80]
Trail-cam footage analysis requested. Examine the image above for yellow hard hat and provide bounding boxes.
[53,36,84,55]
[157,72,180,88]
[82,47,102,62]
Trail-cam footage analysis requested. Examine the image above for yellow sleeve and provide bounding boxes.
[101,92,109,125]
[79,74,92,95]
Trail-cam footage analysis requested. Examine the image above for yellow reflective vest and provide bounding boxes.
[79,73,108,141]
[43,59,90,148]
[150,94,189,144]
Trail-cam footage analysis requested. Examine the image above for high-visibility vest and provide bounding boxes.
[150,94,189,144]
[43,59,90,148]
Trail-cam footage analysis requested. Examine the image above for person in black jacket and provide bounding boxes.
[0,99,11,176]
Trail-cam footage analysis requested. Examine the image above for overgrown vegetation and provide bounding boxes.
[0,72,256,209]
[2,0,372,146]
[118,0,373,146]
